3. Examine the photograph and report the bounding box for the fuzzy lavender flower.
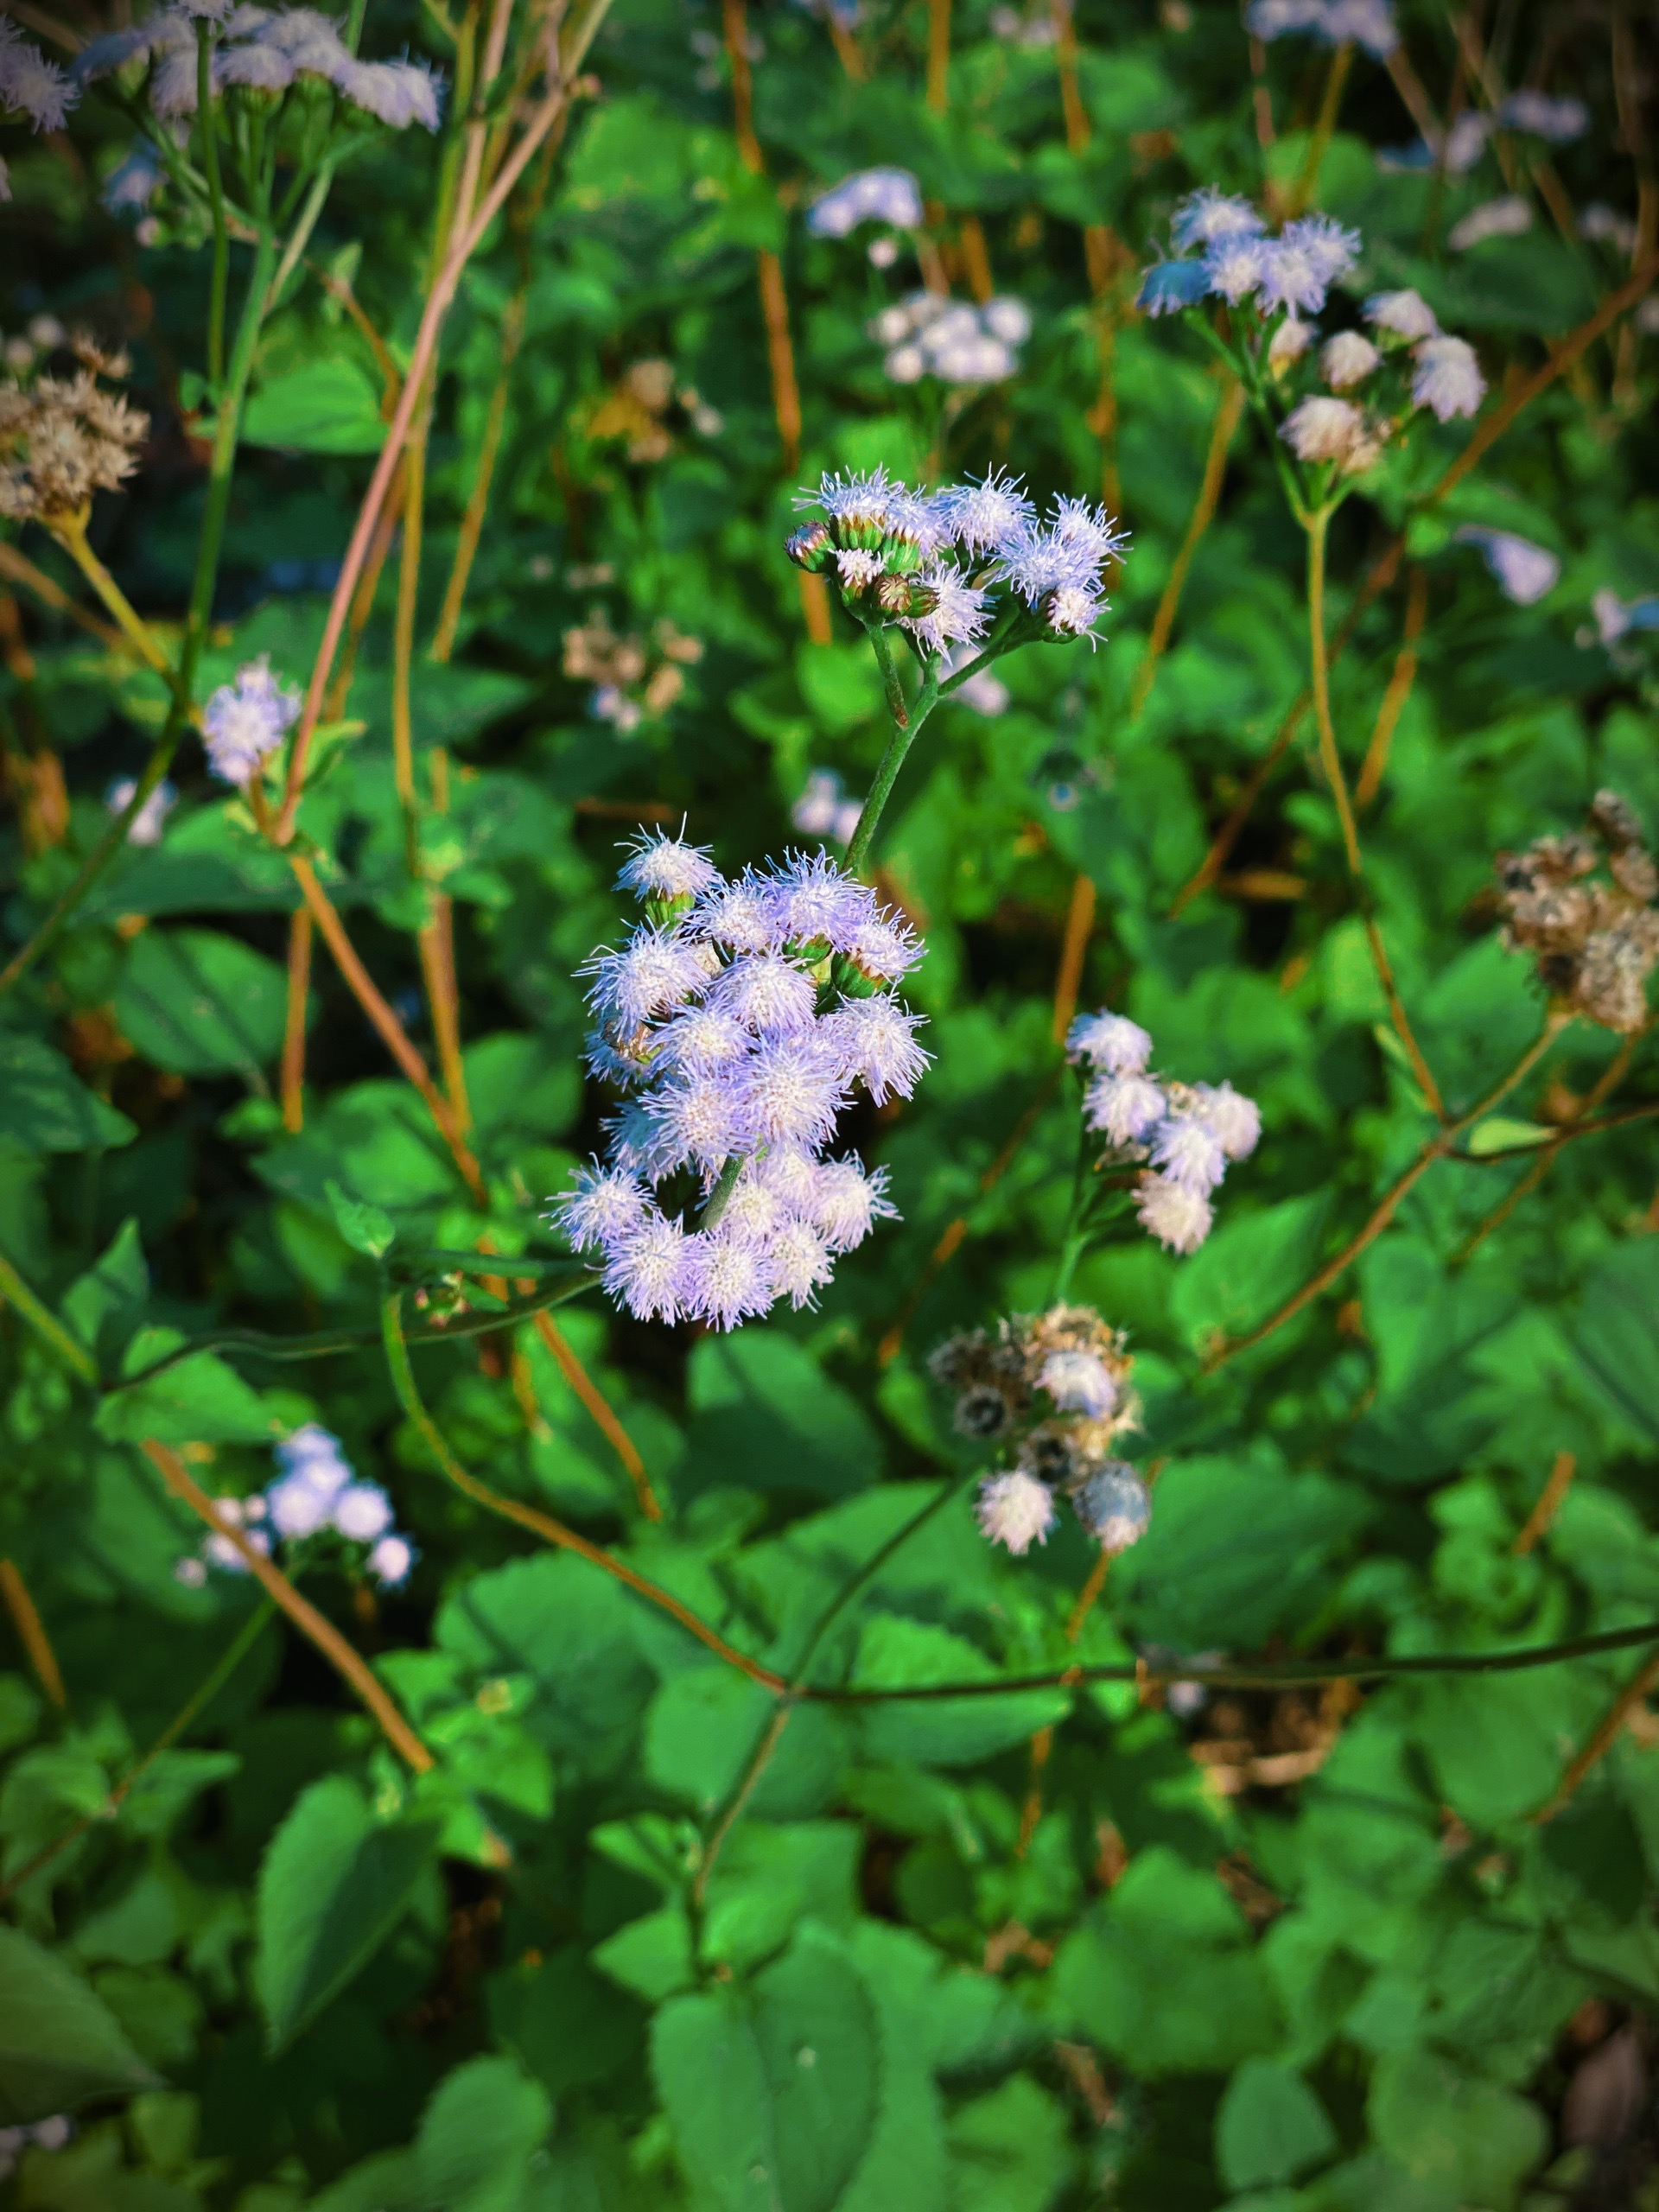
[334,1483,394,1541]
[1256,216,1360,315]
[976,1467,1058,1555]
[555,848,922,1326]
[1364,288,1438,340]
[370,1533,415,1586]
[1040,1347,1119,1418]
[1321,330,1380,389]
[807,167,924,237]
[201,655,300,785]
[1454,526,1560,606]
[1085,1071,1166,1146]
[1135,1172,1213,1254]
[0,35,79,130]
[1193,1081,1262,1160]
[188,1423,416,1583]
[616,827,721,905]
[901,561,989,653]
[1072,1462,1152,1550]
[1066,1008,1152,1074]
[1172,188,1263,250]
[1149,1113,1229,1195]
[1411,334,1485,421]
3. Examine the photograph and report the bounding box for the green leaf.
[326,1179,397,1261]
[115,929,289,1079]
[684,1330,884,1500]
[852,1615,1071,1769]
[1367,2049,1548,2209]
[410,2054,552,2212]
[1572,1238,1659,1444]
[60,1218,149,1364]
[0,1922,159,2122]
[644,1667,849,1821]
[0,1029,135,1154]
[242,354,387,454]
[96,1331,276,1445]
[944,2075,1074,2212]
[253,1775,442,2053]
[651,1923,880,2212]
[1169,1192,1332,1348]
[1215,2060,1337,2190]
[1051,1848,1283,2076]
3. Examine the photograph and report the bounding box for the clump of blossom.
[201,655,300,785]
[563,613,703,731]
[585,358,722,461]
[806,166,923,237]
[1066,1006,1260,1255]
[1139,207,1485,473]
[0,344,148,523]
[1496,791,1659,1035]
[73,4,443,130]
[792,768,864,847]
[1453,526,1559,606]
[868,292,1033,387]
[550,835,926,1330]
[930,1304,1151,1556]
[1497,91,1587,143]
[1246,0,1396,58]
[1,22,79,148]
[788,466,1127,652]
[175,1423,415,1589]
[106,775,177,845]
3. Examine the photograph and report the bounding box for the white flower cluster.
[106,774,179,845]
[1246,0,1396,57]
[788,466,1128,651]
[1067,1008,1261,1255]
[0,2117,73,2183]
[806,166,924,238]
[1273,285,1485,474]
[175,1424,415,1589]
[73,4,442,130]
[1453,525,1559,606]
[553,834,926,1330]
[868,292,1033,387]
[201,654,300,785]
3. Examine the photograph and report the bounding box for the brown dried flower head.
[1496,790,1659,1034]
[0,352,148,524]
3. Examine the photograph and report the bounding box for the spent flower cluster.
[788,466,1127,652]
[1497,791,1659,1034]
[930,1305,1151,1558]
[563,614,703,732]
[1068,1008,1261,1255]
[175,1425,415,1589]
[0,340,148,523]
[554,834,926,1328]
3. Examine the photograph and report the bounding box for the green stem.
[198,22,230,389]
[1305,504,1363,876]
[0,226,276,999]
[0,1250,99,1385]
[698,1155,745,1231]
[844,631,940,874]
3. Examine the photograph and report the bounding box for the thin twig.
[0,1558,67,1707]
[0,539,121,650]
[1514,1452,1576,1556]
[529,1308,661,1521]
[1205,1015,1569,1368]
[1453,1033,1642,1258]
[1535,1646,1659,1822]
[1355,563,1427,810]
[280,904,312,1134]
[381,1291,785,1688]
[1051,875,1096,1045]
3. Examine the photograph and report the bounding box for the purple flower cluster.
[1141,194,1362,321]
[553,834,928,1329]
[1067,1008,1261,1255]
[175,1424,415,1589]
[73,4,442,130]
[201,653,300,785]
[787,466,1128,650]
[806,166,924,237]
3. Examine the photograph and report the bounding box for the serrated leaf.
[254,1775,442,2053]
[0,1923,159,2122]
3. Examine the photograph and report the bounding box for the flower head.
[940,467,1036,550]
[806,166,924,237]
[0,36,79,130]
[1321,330,1380,389]
[1192,1081,1262,1160]
[976,1468,1058,1555]
[1364,288,1438,340]
[1084,1071,1166,1146]
[1149,1114,1229,1195]
[1135,1172,1213,1253]
[1172,188,1264,251]
[1411,333,1484,421]
[1040,1347,1118,1418]
[617,828,721,904]
[1067,1009,1153,1074]
[201,656,300,785]
[1072,1463,1151,1550]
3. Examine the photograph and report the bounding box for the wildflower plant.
[3,0,1659,2199]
